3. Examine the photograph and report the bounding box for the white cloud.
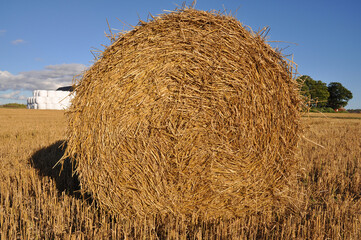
[11,39,25,45]
[0,90,26,100]
[0,29,6,36]
[0,63,87,91]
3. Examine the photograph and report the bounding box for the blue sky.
[1,0,360,109]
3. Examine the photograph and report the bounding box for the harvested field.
[305,112,361,120]
[1,108,360,239]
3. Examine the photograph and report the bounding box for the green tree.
[297,76,311,99]
[327,82,353,109]
[297,75,329,107]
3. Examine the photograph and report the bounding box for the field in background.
[1,109,360,238]
[305,112,361,119]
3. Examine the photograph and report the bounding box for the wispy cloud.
[0,29,6,36]
[11,39,25,45]
[0,91,27,100]
[0,63,87,91]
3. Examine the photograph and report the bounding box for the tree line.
[297,75,353,111]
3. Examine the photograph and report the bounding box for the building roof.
[56,86,74,91]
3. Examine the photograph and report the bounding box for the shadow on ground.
[30,140,82,198]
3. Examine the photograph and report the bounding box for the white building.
[27,88,74,110]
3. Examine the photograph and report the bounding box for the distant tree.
[297,75,329,107]
[0,103,27,109]
[327,82,353,109]
[296,76,311,98]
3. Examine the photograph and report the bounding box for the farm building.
[27,86,74,110]
[334,107,346,112]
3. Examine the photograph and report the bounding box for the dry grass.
[65,8,301,220]
[1,108,360,239]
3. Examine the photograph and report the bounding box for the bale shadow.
[30,140,83,198]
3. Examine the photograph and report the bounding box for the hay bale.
[64,8,301,219]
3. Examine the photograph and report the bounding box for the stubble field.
[0,108,360,239]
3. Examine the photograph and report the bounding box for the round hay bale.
[65,8,301,218]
